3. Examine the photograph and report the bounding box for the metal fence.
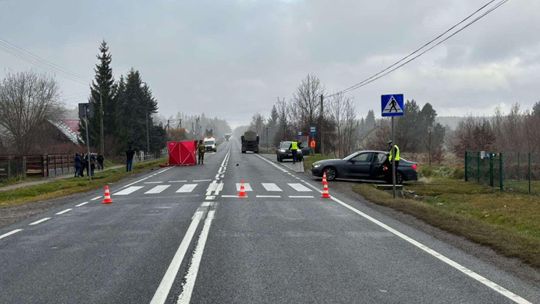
[465,151,540,194]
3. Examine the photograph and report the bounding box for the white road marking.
[145,181,163,184]
[221,195,237,198]
[205,196,215,200]
[262,183,282,192]
[235,183,252,191]
[176,184,198,193]
[115,186,144,195]
[177,210,215,304]
[29,217,51,226]
[201,202,213,207]
[193,179,211,182]
[0,229,22,240]
[90,196,101,201]
[288,183,312,192]
[76,201,89,207]
[150,210,204,304]
[289,195,314,198]
[56,208,72,215]
[145,185,171,194]
[256,195,281,198]
[120,167,172,189]
[255,154,532,304]
[169,180,187,183]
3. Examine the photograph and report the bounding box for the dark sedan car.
[311,150,418,183]
[276,141,303,162]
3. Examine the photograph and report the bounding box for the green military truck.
[241,130,259,153]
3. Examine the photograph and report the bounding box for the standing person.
[126,146,135,172]
[74,153,82,177]
[97,154,104,170]
[387,140,400,182]
[83,153,91,177]
[198,140,206,165]
[290,140,299,164]
[90,154,96,176]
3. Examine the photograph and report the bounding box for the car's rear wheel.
[324,167,337,181]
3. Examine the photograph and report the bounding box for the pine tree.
[78,41,116,154]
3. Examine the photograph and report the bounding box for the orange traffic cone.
[321,172,330,199]
[102,185,113,204]
[238,179,247,198]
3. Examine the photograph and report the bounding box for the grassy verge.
[353,177,540,268]
[0,158,166,208]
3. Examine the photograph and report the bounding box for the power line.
[327,0,509,97]
[0,38,89,86]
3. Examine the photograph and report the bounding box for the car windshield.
[280,141,291,149]
[204,140,214,145]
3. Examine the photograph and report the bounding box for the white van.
[203,137,217,152]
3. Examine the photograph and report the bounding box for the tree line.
[450,103,540,157]
[249,74,445,161]
[78,41,167,156]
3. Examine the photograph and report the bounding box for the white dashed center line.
[76,201,89,207]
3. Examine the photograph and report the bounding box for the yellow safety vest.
[291,141,298,150]
[389,144,400,161]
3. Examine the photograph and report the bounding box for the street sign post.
[381,94,405,198]
[79,103,92,181]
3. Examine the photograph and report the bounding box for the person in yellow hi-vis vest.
[290,141,299,164]
[387,140,400,182]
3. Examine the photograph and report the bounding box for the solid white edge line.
[0,229,23,240]
[29,217,51,226]
[177,210,215,304]
[76,201,89,207]
[56,208,72,215]
[254,153,532,304]
[150,210,204,304]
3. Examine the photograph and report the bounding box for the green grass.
[353,178,540,268]
[0,158,166,208]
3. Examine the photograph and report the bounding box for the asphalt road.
[0,139,538,304]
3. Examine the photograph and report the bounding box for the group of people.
[74,153,104,177]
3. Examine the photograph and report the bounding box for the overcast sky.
[0,0,538,127]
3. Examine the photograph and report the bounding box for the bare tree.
[292,74,324,133]
[0,72,60,155]
[329,93,358,157]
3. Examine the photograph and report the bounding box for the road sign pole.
[84,112,92,181]
[391,116,396,198]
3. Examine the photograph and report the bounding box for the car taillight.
[412,164,418,171]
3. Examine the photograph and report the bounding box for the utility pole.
[319,94,324,155]
[99,91,104,156]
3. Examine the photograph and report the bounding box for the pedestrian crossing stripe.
[235,183,253,191]
[116,186,144,195]
[261,183,282,192]
[382,95,403,114]
[288,183,312,192]
[145,185,170,194]
[177,184,198,193]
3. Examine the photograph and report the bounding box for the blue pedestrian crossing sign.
[381,94,404,117]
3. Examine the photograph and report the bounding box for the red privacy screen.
[167,141,197,166]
